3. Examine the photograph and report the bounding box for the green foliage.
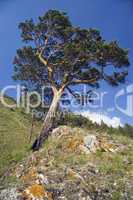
[108,124,133,138]
[58,112,92,128]
[59,112,133,138]
[59,112,106,130]
[13,10,130,96]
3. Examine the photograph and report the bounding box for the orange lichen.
[22,184,53,200]
[28,184,45,198]
[67,138,84,152]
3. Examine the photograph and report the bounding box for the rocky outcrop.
[0,126,132,200]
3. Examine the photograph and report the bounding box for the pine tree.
[13,10,130,150]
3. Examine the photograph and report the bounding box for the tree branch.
[36,37,53,77]
[70,77,98,85]
[38,52,48,66]
[36,38,57,88]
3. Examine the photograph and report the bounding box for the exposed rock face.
[82,135,99,153]
[51,126,116,154]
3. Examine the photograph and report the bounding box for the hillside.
[0,97,133,199]
[0,96,41,177]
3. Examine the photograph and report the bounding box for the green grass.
[0,97,40,177]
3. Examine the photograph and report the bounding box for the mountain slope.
[0,97,133,199]
[1,125,133,199]
[0,96,40,177]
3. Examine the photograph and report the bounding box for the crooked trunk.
[32,90,62,151]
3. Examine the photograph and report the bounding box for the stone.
[52,126,71,138]
[83,135,99,153]
[0,188,21,200]
[37,173,49,185]
[99,137,116,152]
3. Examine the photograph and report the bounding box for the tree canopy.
[13,10,129,94]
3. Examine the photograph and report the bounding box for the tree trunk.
[32,88,62,151]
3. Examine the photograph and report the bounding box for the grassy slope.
[7,125,132,199]
[0,97,133,198]
[0,97,40,176]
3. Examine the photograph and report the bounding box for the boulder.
[52,126,71,138]
[82,135,99,154]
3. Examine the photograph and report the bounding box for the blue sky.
[0,0,133,125]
